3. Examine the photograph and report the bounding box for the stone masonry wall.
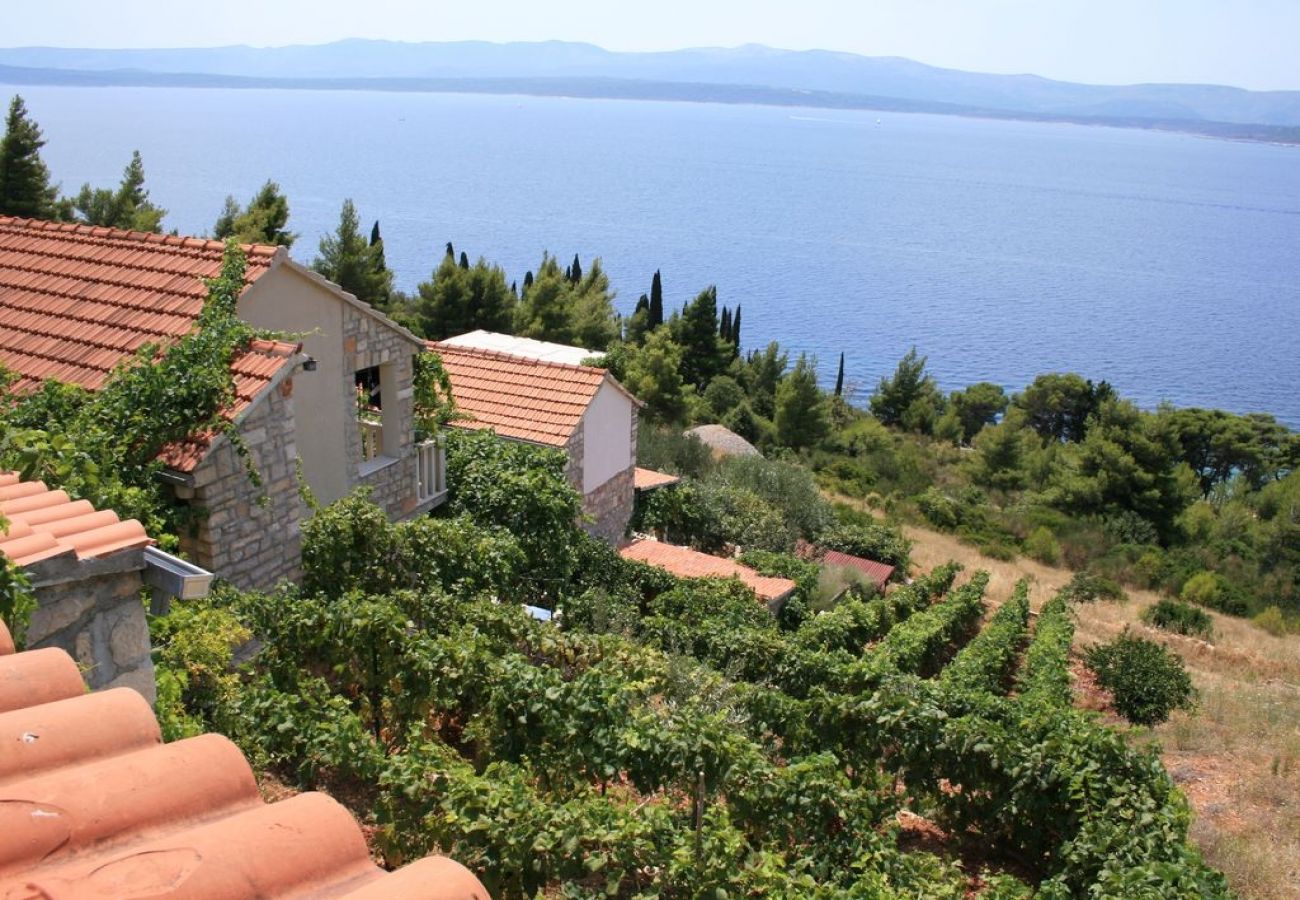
[25,549,155,703]
[343,304,440,521]
[181,375,302,591]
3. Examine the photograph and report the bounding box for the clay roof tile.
[618,539,797,602]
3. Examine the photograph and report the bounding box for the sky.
[9,0,1300,91]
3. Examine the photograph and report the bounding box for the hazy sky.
[10,0,1299,91]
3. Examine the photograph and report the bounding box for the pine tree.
[673,286,726,388]
[834,352,845,397]
[414,247,514,339]
[312,199,392,309]
[0,95,60,219]
[649,270,664,327]
[212,180,295,246]
[70,150,166,232]
[775,353,830,449]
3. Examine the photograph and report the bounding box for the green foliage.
[1085,630,1196,726]
[412,244,514,339]
[671,285,729,388]
[150,590,251,741]
[818,512,912,570]
[1141,598,1214,640]
[514,251,619,351]
[213,179,295,246]
[940,579,1029,694]
[0,95,59,219]
[442,429,584,596]
[0,551,36,650]
[1017,590,1076,708]
[1024,525,1062,564]
[1061,569,1128,603]
[774,352,830,450]
[948,381,1009,443]
[311,198,393,309]
[69,150,166,232]
[621,329,686,422]
[870,347,944,434]
[411,351,458,439]
[635,422,714,480]
[1179,570,1248,616]
[1014,372,1112,443]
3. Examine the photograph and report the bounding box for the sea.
[18,86,1300,427]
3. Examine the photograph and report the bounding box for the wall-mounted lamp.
[302,356,318,372]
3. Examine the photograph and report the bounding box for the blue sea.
[19,86,1300,426]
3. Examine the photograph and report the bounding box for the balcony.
[416,439,447,503]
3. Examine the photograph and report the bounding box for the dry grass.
[896,518,1300,900]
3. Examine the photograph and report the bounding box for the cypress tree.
[511,281,518,297]
[635,294,650,315]
[445,241,455,259]
[649,270,664,327]
[0,95,60,219]
[834,352,845,396]
[571,253,582,284]
[731,304,742,355]
[459,251,470,270]
[719,306,732,342]
[523,270,534,291]
[370,220,381,246]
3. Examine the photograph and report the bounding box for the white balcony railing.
[416,440,446,503]
[359,418,384,462]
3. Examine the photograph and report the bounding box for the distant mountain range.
[3,40,1298,142]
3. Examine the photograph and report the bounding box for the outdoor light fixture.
[302,356,318,371]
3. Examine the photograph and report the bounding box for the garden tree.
[775,353,830,450]
[414,246,514,340]
[673,286,729,388]
[1013,373,1113,443]
[311,199,393,310]
[0,95,60,219]
[948,381,1009,443]
[648,269,664,327]
[731,304,741,353]
[212,180,295,246]
[703,375,747,421]
[1052,399,1198,542]
[834,352,845,397]
[70,150,166,232]
[869,347,944,434]
[743,341,788,420]
[966,413,1038,490]
[622,329,686,422]
[514,252,619,350]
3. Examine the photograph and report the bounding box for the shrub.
[1062,570,1128,604]
[1253,606,1293,637]
[1024,526,1061,565]
[818,515,912,570]
[916,487,961,530]
[1085,631,1195,726]
[1179,570,1249,616]
[1141,599,1213,640]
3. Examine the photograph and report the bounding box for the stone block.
[109,606,150,669]
[105,665,157,705]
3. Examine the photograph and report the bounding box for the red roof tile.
[0,217,300,472]
[429,342,610,448]
[0,471,152,567]
[0,617,490,899]
[618,539,797,602]
[821,549,896,590]
[633,467,681,491]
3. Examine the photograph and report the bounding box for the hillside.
[2,40,1299,142]
[899,516,1300,899]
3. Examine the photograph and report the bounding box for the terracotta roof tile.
[0,217,299,471]
[821,549,896,590]
[618,539,797,602]
[0,617,490,899]
[633,467,681,491]
[429,342,610,448]
[0,472,152,567]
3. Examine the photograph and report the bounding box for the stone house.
[0,216,446,590]
[430,331,640,542]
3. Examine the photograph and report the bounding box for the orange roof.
[618,539,797,602]
[821,549,896,590]
[0,617,489,899]
[429,342,609,447]
[633,467,681,491]
[0,216,300,471]
[0,471,152,567]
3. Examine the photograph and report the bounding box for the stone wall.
[25,549,154,703]
[180,373,303,592]
[343,304,441,521]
